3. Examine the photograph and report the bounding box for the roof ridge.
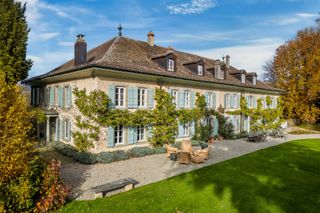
[96,36,120,63]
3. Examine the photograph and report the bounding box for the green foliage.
[153,147,166,154]
[127,147,155,157]
[150,88,178,146]
[111,150,129,161]
[53,142,78,157]
[194,123,211,142]
[217,114,235,139]
[73,152,97,164]
[96,152,114,164]
[0,0,32,84]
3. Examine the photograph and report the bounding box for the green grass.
[58,139,320,213]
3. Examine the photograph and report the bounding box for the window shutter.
[68,120,72,141]
[148,88,154,109]
[224,94,227,108]
[55,118,59,141]
[133,87,138,108]
[168,88,172,95]
[67,86,72,107]
[50,87,54,106]
[107,126,114,147]
[213,93,217,108]
[205,92,208,107]
[61,120,65,140]
[253,96,257,108]
[245,96,249,107]
[127,127,134,144]
[274,98,277,108]
[58,87,63,107]
[213,116,219,136]
[178,90,184,108]
[127,87,134,109]
[178,123,183,137]
[146,125,153,141]
[230,95,234,108]
[133,127,138,144]
[190,122,195,136]
[237,94,240,108]
[190,91,195,108]
[108,85,115,108]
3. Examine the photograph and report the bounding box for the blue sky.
[20,0,319,78]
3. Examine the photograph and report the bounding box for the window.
[253,76,256,85]
[233,94,238,108]
[208,93,213,108]
[184,90,190,107]
[115,87,125,107]
[137,126,145,141]
[138,88,147,107]
[32,88,40,106]
[54,86,59,106]
[172,90,178,105]
[167,59,175,71]
[197,65,203,76]
[114,125,124,145]
[64,86,71,107]
[261,97,266,109]
[183,123,190,136]
[64,119,71,140]
[215,65,224,80]
[225,94,230,108]
[241,74,246,83]
[248,96,254,108]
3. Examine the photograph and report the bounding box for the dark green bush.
[128,147,155,157]
[53,142,78,157]
[111,150,129,161]
[217,115,235,139]
[199,141,208,149]
[191,140,200,146]
[234,131,249,139]
[96,152,113,164]
[171,142,182,149]
[153,147,166,154]
[72,152,97,164]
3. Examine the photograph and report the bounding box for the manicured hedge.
[128,147,155,157]
[73,152,97,164]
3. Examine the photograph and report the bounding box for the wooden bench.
[91,178,139,198]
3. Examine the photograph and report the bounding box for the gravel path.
[61,134,320,200]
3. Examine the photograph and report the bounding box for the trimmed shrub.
[171,142,182,149]
[128,147,155,158]
[111,150,129,161]
[191,140,200,146]
[73,152,97,164]
[153,147,166,154]
[53,142,78,157]
[96,152,113,164]
[199,141,208,149]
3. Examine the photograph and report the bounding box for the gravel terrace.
[61,134,320,200]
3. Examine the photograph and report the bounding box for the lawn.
[58,139,320,213]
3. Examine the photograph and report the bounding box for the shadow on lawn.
[39,143,91,200]
[171,141,320,213]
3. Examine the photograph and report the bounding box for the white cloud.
[296,13,318,18]
[167,0,216,15]
[30,32,60,41]
[266,12,318,26]
[191,37,284,77]
[58,41,74,47]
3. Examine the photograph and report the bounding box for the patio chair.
[190,152,206,163]
[178,152,190,164]
[193,148,209,160]
[181,141,192,153]
[165,144,179,158]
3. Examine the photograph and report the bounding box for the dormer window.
[197,65,203,76]
[215,65,224,80]
[241,73,246,83]
[253,76,256,85]
[167,59,175,71]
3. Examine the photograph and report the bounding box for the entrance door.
[49,117,57,141]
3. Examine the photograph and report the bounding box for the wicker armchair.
[165,144,179,158]
[193,148,209,160]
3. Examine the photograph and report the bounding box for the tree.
[0,0,32,84]
[264,19,320,124]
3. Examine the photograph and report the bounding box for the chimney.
[147,31,155,47]
[226,54,230,69]
[74,34,87,66]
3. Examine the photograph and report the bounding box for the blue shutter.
[253,96,257,108]
[133,127,138,144]
[59,118,63,141]
[61,120,65,140]
[109,85,115,108]
[68,120,72,141]
[128,87,134,109]
[67,86,72,107]
[190,91,195,108]
[58,87,63,107]
[213,116,219,136]
[237,94,240,108]
[133,88,138,108]
[168,88,172,95]
[50,87,54,106]
[224,94,227,108]
[148,88,154,109]
[127,127,134,144]
[107,126,114,147]
[178,90,184,108]
[230,95,234,108]
[213,93,216,108]
[55,118,59,141]
[190,121,195,136]
[245,96,249,107]
[146,125,153,141]
[178,123,183,137]
[205,92,208,107]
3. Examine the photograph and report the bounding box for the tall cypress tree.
[0,0,32,84]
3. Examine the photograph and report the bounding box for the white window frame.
[208,92,213,108]
[137,126,145,141]
[197,65,203,76]
[226,94,230,108]
[172,90,178,105]
[167,59,175,71]
[138,88,147,108]
[241,74,246,83]
[115,86,125,107]
[253,76,256,85]
[184,90,190,107]
[183,123,190,136]
[114,125,124,145]
[233,94,238,108]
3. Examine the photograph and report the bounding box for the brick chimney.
[147,31,155,47]
[74,34,87,66]
[226,54,230,69]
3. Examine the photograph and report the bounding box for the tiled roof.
[25,36,282,92]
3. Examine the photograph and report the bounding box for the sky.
[18,0,320,78]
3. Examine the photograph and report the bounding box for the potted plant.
[207,136,214,144]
